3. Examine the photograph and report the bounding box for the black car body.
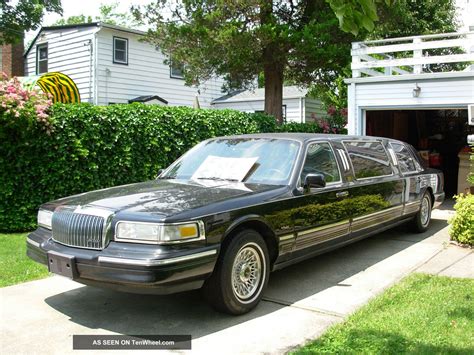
[27,133,444,314]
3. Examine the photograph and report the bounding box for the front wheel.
[412,192,432,233]
[202,229,270,315]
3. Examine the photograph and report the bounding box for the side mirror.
[304,173,326,189]
[156,168,164,179]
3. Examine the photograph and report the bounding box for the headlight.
[115,221,204,244]
[38,209,53,229]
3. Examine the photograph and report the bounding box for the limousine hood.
[45,179,283,218]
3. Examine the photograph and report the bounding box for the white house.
[211,86,325,123]
[24,22,226,107]
[345,31,474,196]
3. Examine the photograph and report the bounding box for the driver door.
[290,141,351,258]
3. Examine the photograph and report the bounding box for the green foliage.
[0,233,49,287]
[134,0,389,121]
[0,103,326,232]
[0,0,62,44]
[326,0,392,35]
[368,0,458,39]
[449,194,474,246]
[311,0,458,109]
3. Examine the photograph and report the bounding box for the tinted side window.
[344,141,392,179]
[301,142,340,185]
[391,142,417,174]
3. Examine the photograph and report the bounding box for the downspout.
[86,38,93,103]
[93,31,98,105]
[299,97,303,123]
[302,97,306,123]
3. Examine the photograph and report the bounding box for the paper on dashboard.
[191,155,258,182]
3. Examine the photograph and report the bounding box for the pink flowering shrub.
[311,105,348,134]
[0,72,53,134]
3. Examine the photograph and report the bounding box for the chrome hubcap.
[232,244,262,301]
[420,196,430,226]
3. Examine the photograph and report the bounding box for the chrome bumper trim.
[98,249,217,267]
[26,238,41,248]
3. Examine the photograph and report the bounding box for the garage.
[346,32,474,197]
[365,109,471,197]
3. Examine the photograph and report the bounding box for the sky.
[26,0,474,43]
[25,0,153,42]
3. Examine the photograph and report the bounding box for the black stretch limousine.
[27,133,444,314]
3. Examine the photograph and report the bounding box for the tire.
[412,192,432,233]
[202,229,270,315]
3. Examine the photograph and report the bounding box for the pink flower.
[327,106,337,116]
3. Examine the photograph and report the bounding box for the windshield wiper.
[196,177,239,182]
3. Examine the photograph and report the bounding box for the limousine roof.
[214,133,398,143]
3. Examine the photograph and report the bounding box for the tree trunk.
[259,1,284,124]
[264,63,284,124]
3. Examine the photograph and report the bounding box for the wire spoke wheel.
[231,243,263,301]
[420,195,431,227]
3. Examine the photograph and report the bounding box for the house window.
[170,57,185,79]
[113,37,128,65]
[36,44,48,74]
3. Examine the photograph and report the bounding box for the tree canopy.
[134,0,394,122]
[135,0,457,121]
[1,0,62,44]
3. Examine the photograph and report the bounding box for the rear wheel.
[412,192,432,233]
[202,229,270,315]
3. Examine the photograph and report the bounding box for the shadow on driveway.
[44,218,448,339]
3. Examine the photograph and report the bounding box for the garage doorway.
[365,109,472,197]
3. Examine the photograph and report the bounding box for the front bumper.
[27,228,218,295]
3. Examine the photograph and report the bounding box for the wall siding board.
[347,75,474,135]
[212,98,305,122]
[25,26,98,103]
[95,28,225,107]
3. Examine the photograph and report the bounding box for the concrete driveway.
[0,210,463,354]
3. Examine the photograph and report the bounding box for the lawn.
[294,274,474,354]
[0,233,49,287]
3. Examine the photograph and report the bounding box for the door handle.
[336,191,349,198]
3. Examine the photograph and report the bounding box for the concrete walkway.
[1,207,472,355]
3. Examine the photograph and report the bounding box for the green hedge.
[449,193,474,246]
[0,103,334,232]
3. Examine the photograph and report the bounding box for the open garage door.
[366,109,472,197]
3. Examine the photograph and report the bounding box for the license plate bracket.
[47,251,77,279]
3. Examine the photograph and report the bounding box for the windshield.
[161,138,300,185]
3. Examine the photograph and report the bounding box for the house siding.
[212,98,304,123]
[305,98,326,121]
[95,28,225,107]
[25,26,98,103]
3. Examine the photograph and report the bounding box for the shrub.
[448,193,474,246]
[0,102,334,232]
[0,73,53,135]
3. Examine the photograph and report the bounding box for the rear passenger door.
[390,142,423,216]
[342,140,404,237]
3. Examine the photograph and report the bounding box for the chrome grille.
[52,210,105,250]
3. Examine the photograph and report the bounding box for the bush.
[0,102,335,232]
[448,193,474,246]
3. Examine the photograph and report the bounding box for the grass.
[0,233,49,287]
[294,274,474,355]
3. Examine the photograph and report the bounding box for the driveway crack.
[262,296,345,318]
